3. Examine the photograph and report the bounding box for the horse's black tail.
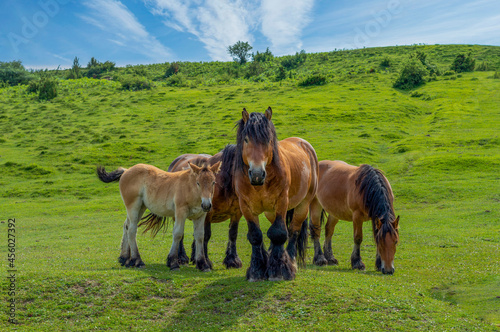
[138,213,169,238]
[309,209,326,240]
[96,166,125,183]
[286,209,308,267]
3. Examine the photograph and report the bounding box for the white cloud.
[260,0,314,54]
[144,0,254,60]
[81,0,171,62]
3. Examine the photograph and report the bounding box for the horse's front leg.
[223,213,243,269]
[267,197,296,281]
[167,209,188,270]
[242,204,268,281]
[177,235,189,265]
[193,214,211,272]
[351,213,365,270]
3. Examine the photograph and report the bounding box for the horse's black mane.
[216,144,237,199]
[234,111,280,173]
[355,165,397,242]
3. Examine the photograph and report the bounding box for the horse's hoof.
[170,267,180,271]
[327,258,339,266]
[313,255,328,266]
[178,256,189,265]
[268,276,284,282]
[352,261,366,271]
[201,268,211,272]
[118,256,128,266]
[223,256,243,269]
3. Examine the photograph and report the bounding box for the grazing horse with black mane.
[232,107,319,281]
[309,160,400,274]
[96,161,220,271]
[163,144,243,269]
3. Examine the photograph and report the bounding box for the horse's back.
[317,160,363,221]
[168,154,212,172]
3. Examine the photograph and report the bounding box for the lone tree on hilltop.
[227,41,253,65]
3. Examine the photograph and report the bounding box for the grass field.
[1,45,499,331]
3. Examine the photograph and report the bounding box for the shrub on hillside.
[165,62,180,78]
[410,51,440,75]
[86,59,116,78]
[281,50,307,70]
[120,76,153,91]
[298,74,326,87]
[0,61,35,85]
[253,48,274,63]
[245,61,264,78]
[450,52,475,73]
[275,65,287,81]
[165,73,185,87]
[27,78,58,100]
[393,58,428,90]
[380,56,392,68]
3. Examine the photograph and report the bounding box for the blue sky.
[1,0,499,69]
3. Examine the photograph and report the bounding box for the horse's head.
[237,107,277,186]
[188,161,221,212]
[375,215,399,274]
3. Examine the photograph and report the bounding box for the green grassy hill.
[0,44,499,331]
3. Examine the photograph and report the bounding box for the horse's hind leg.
[286,202,309,267]
[125,203,147,268]
[351,214,365,270]
[309,197,328,266]
[119,219,130,265]
[323,215,339,265]
[223,214,243,269]
[193,215,211,272]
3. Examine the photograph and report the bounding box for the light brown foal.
[97,161,220,271]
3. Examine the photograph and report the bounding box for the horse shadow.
[135,264,277,330]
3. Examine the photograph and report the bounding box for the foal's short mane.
[355,164,396,242]
[234,111,281,173]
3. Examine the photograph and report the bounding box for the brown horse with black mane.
[309,160,400,274]
[164,144,243,269]
[232,107,319,281]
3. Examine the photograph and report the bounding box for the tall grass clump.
[393,57,428,90]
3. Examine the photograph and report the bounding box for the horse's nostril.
[262,171,266,178]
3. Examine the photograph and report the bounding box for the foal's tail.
[138,213,169,238]
[96,166,125,183]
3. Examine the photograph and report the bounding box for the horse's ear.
[242,108,249,123]
[210,161,221,174]
[394,215,400,229]
[376,218,383,230]
[188,162,202,174]
[265,106,272,120]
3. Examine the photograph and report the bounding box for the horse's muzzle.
[382,267,395,275]
[248,169,266,186]
[201,200,212,212]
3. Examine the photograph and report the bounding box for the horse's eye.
[213,181,216,185]
[196,182,200,186]
[244,137,249,143]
